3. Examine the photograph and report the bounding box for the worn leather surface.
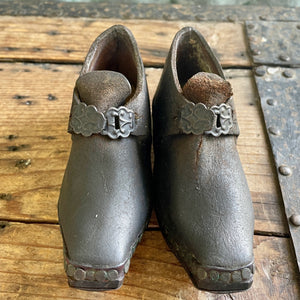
[152,29,239,138]
[76,70,132,111]
[58,25,152,268]
[153,27,254,270]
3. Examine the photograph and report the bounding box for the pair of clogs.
[58,25,254,293]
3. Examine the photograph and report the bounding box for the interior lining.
[176,31,220,88]
[89,31,138,95]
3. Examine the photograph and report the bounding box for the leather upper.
[58,25,152,268]
[153,27,254,270]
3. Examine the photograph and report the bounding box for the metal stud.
[95,270,107,282]
[255,66,266,76]
[220,272,231,283]
[241,268,252,280]
[86,270,95,281]
[107,269,119,281]
[74,268,86,281]
[232,270,242,282]
[266,98,277,106]
[197,268,207,280]
[252,48,261,56]
[279,165,292,176]
[282,69,294,78]
[290,214,300,226]
[66,264,76,277]
[279,54,290,62]
[268,127,281,136]
[209,270,219,281]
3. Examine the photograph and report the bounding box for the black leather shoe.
[152,27,254,292]
[58,25,152,291]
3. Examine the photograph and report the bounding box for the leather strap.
[68,101,136,139]
[156,93,239,137]
[179,98,239,137]
[68,90,150,139]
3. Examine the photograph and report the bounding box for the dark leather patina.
[152,27,254,292]
[58,25,152,291]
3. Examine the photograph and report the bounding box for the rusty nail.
[290,214,300,226]
[279,165,292,176]
[255,66,265,76]
[266,99,277,106]
[15,159,31,169]
[282,69,294,78]
[279,54,290,62]
[268,127,280,136]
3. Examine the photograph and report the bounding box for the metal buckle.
[206,103,234,137]
[102,107,135,139]
[179,102,233,137]
[69,102,135,139]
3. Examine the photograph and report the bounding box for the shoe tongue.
[182,72,232,108]
[76,71,132,112]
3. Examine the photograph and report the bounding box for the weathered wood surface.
[0,16,250,67]
[1,1,299,22]
[0,15,298,300]
[0,222,298,300]
[0,63,287,234]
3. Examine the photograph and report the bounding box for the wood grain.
[0,16,250,67]
[0,14,296,300]
[0,222,298,300]
[0,63,287,234]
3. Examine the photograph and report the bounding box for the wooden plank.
[0,63,286,234]
[0,16,250,67]
[0,222,299,299]
[1,1,299,22]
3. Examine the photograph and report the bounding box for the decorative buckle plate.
[102,107,135,139]
[206,103,233,137]
[179,102,233,137]
[69,102,135,139]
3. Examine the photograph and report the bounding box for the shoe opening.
[85,28,139,97]
[175,29,223,88]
